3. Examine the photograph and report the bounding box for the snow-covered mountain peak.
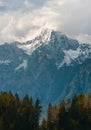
[38,28,79,50]
[18,28,57,55]
[18,29,80,55]
[40,28,53,36]
[35,29,51,43]
[17,29,53,55]
[39,28,63,41]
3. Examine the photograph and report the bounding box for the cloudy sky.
[0,0,91,43]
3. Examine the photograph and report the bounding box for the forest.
[0,92,90,130]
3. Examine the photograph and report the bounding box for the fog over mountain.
[0,0,91,43]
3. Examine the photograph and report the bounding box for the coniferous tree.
[47,103,58,130]
[40,119,47,130]
[34,98,42,130]
[58,100,67,130]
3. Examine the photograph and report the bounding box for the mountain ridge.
[0,28,91,105]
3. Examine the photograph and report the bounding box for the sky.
[0,0,91,44]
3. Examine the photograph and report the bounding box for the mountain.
[0,28,91,105]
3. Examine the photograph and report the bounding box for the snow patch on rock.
[58,48,81,69]
[15,59,28,71]
[0,60,11,65]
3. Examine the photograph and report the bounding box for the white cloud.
[75,34,91,43]
[0,1,7,7]
[0,0,91,43]
[0,1,60,43]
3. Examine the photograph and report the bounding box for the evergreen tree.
[34,98,42,130]
[58,100,67,130]
[40,119,47,130]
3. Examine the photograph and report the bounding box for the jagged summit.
[38,28,65,43]
[18,28,79,55]
[33,28,53,43]
[40,28,53,35]
[39,28,62,38]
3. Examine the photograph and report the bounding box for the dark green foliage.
[47,103,59,130]
[0,92,41,130]
[40,119,47,130]
[0,92,90,130]
[40,93,91,130]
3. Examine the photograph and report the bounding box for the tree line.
[40,93,91,130]
[0,92,91,130]
[0,92,41,130]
